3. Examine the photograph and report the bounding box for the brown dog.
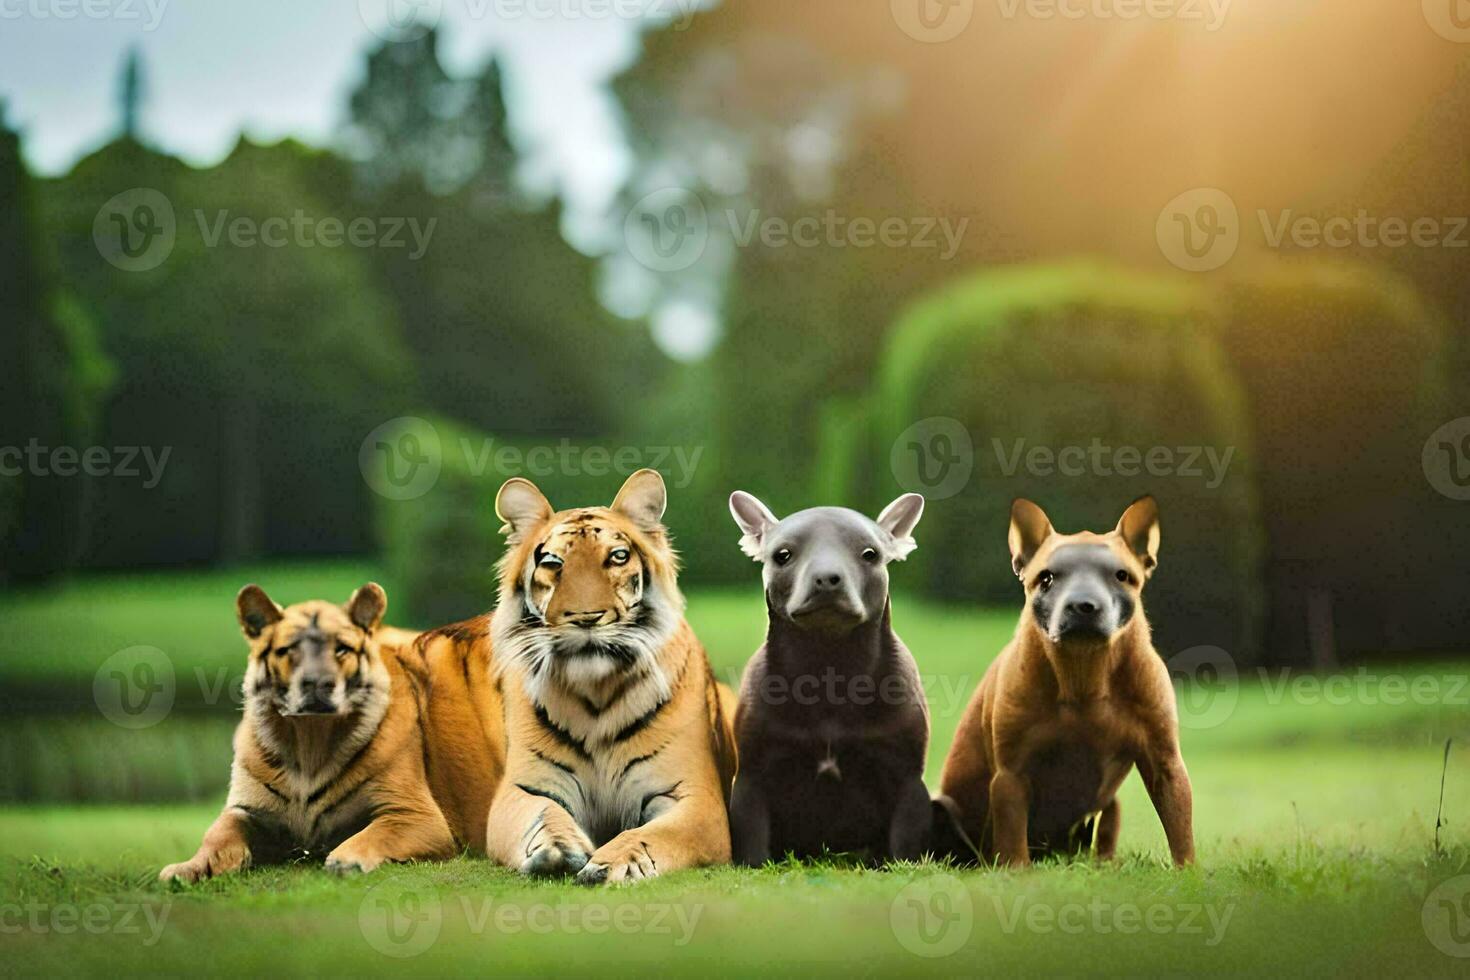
[937,497,1194,867]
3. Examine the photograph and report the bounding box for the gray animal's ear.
[495,477,554,544]
[876,493,924,560]
[1116,495,1161,576]
[346,582,387,633]
[729,491,779,559]
[1008,498,1054,579]
[237,584,283,639]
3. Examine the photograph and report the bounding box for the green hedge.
[1215,259,1462,663]
[835,261,1266,661]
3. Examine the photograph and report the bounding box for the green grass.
[1,562,1469,974]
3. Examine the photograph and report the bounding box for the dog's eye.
[335,643,353,658]
[774,548,793,566]
[861,547,880,563]
[538,553,564,569]
[1037,571,1055,591]
[1115,569,1131,585]
[608,548,630,566]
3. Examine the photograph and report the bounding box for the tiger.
[415,468,738,884]
[159,583,459,881]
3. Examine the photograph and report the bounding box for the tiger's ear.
[1008,498,1054,580]
[729,491,779,559]
[496,478,554,544]
[1116,495,1161,576]
[237,584,283,639]
[612,469,667,533]
[346,582,387,633]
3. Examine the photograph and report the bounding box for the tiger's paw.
[577,838,658,885]
[324,847,387,875]
[158,846,249,884]
[521,824,593,878]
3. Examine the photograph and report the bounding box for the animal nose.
[301,678,337,712]
[566,610,608,627]
[1067,598,1101,617]
[812,571,843,591]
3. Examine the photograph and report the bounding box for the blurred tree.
[0,104,115,582]
[344,33,659,442]
[119,46,144,142]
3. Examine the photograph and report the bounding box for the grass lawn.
[1,562,1469,975]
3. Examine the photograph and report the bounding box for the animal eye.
[1116,569,1131,584]
[1037,571,1055,591]
[861,547,880,563]
[538,553,564,569]
[774,548,793,566]
[608,548,630,566]
[335,643,353,658]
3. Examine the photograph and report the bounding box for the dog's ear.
[1008,498,1054,579]
[237,584,283,639]
[495,477,554,544]
[346,582,387,633]
[729,491,779,559]
[612,468,667,534]
[1116,495,1161,576]
[876,493,925,560]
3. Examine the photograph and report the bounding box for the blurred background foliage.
[2,2,1469,680]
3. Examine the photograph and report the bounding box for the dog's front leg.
[487,782,595,877]
[1138,750,1194,866]
[324,798,456,874]
[159,806,255,882]
[576,787,731,885]
[989,769,1031,867]
[888,776,933,861]
[1095,798,1121,860]
[728,777,771,867]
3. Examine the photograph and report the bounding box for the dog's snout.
[812,571,843,591]
[1067,598,1100,617]
[299,677,338,713]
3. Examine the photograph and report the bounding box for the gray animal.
[726,490,932,864]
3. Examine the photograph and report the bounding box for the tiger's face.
[493,470,681,688]
[237,583,390,717]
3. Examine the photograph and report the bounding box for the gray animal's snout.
[811,569,844,591]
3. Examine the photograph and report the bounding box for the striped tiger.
[417,469,738,884]
[159,584,457,881]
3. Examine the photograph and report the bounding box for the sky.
[0,0,702,238]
